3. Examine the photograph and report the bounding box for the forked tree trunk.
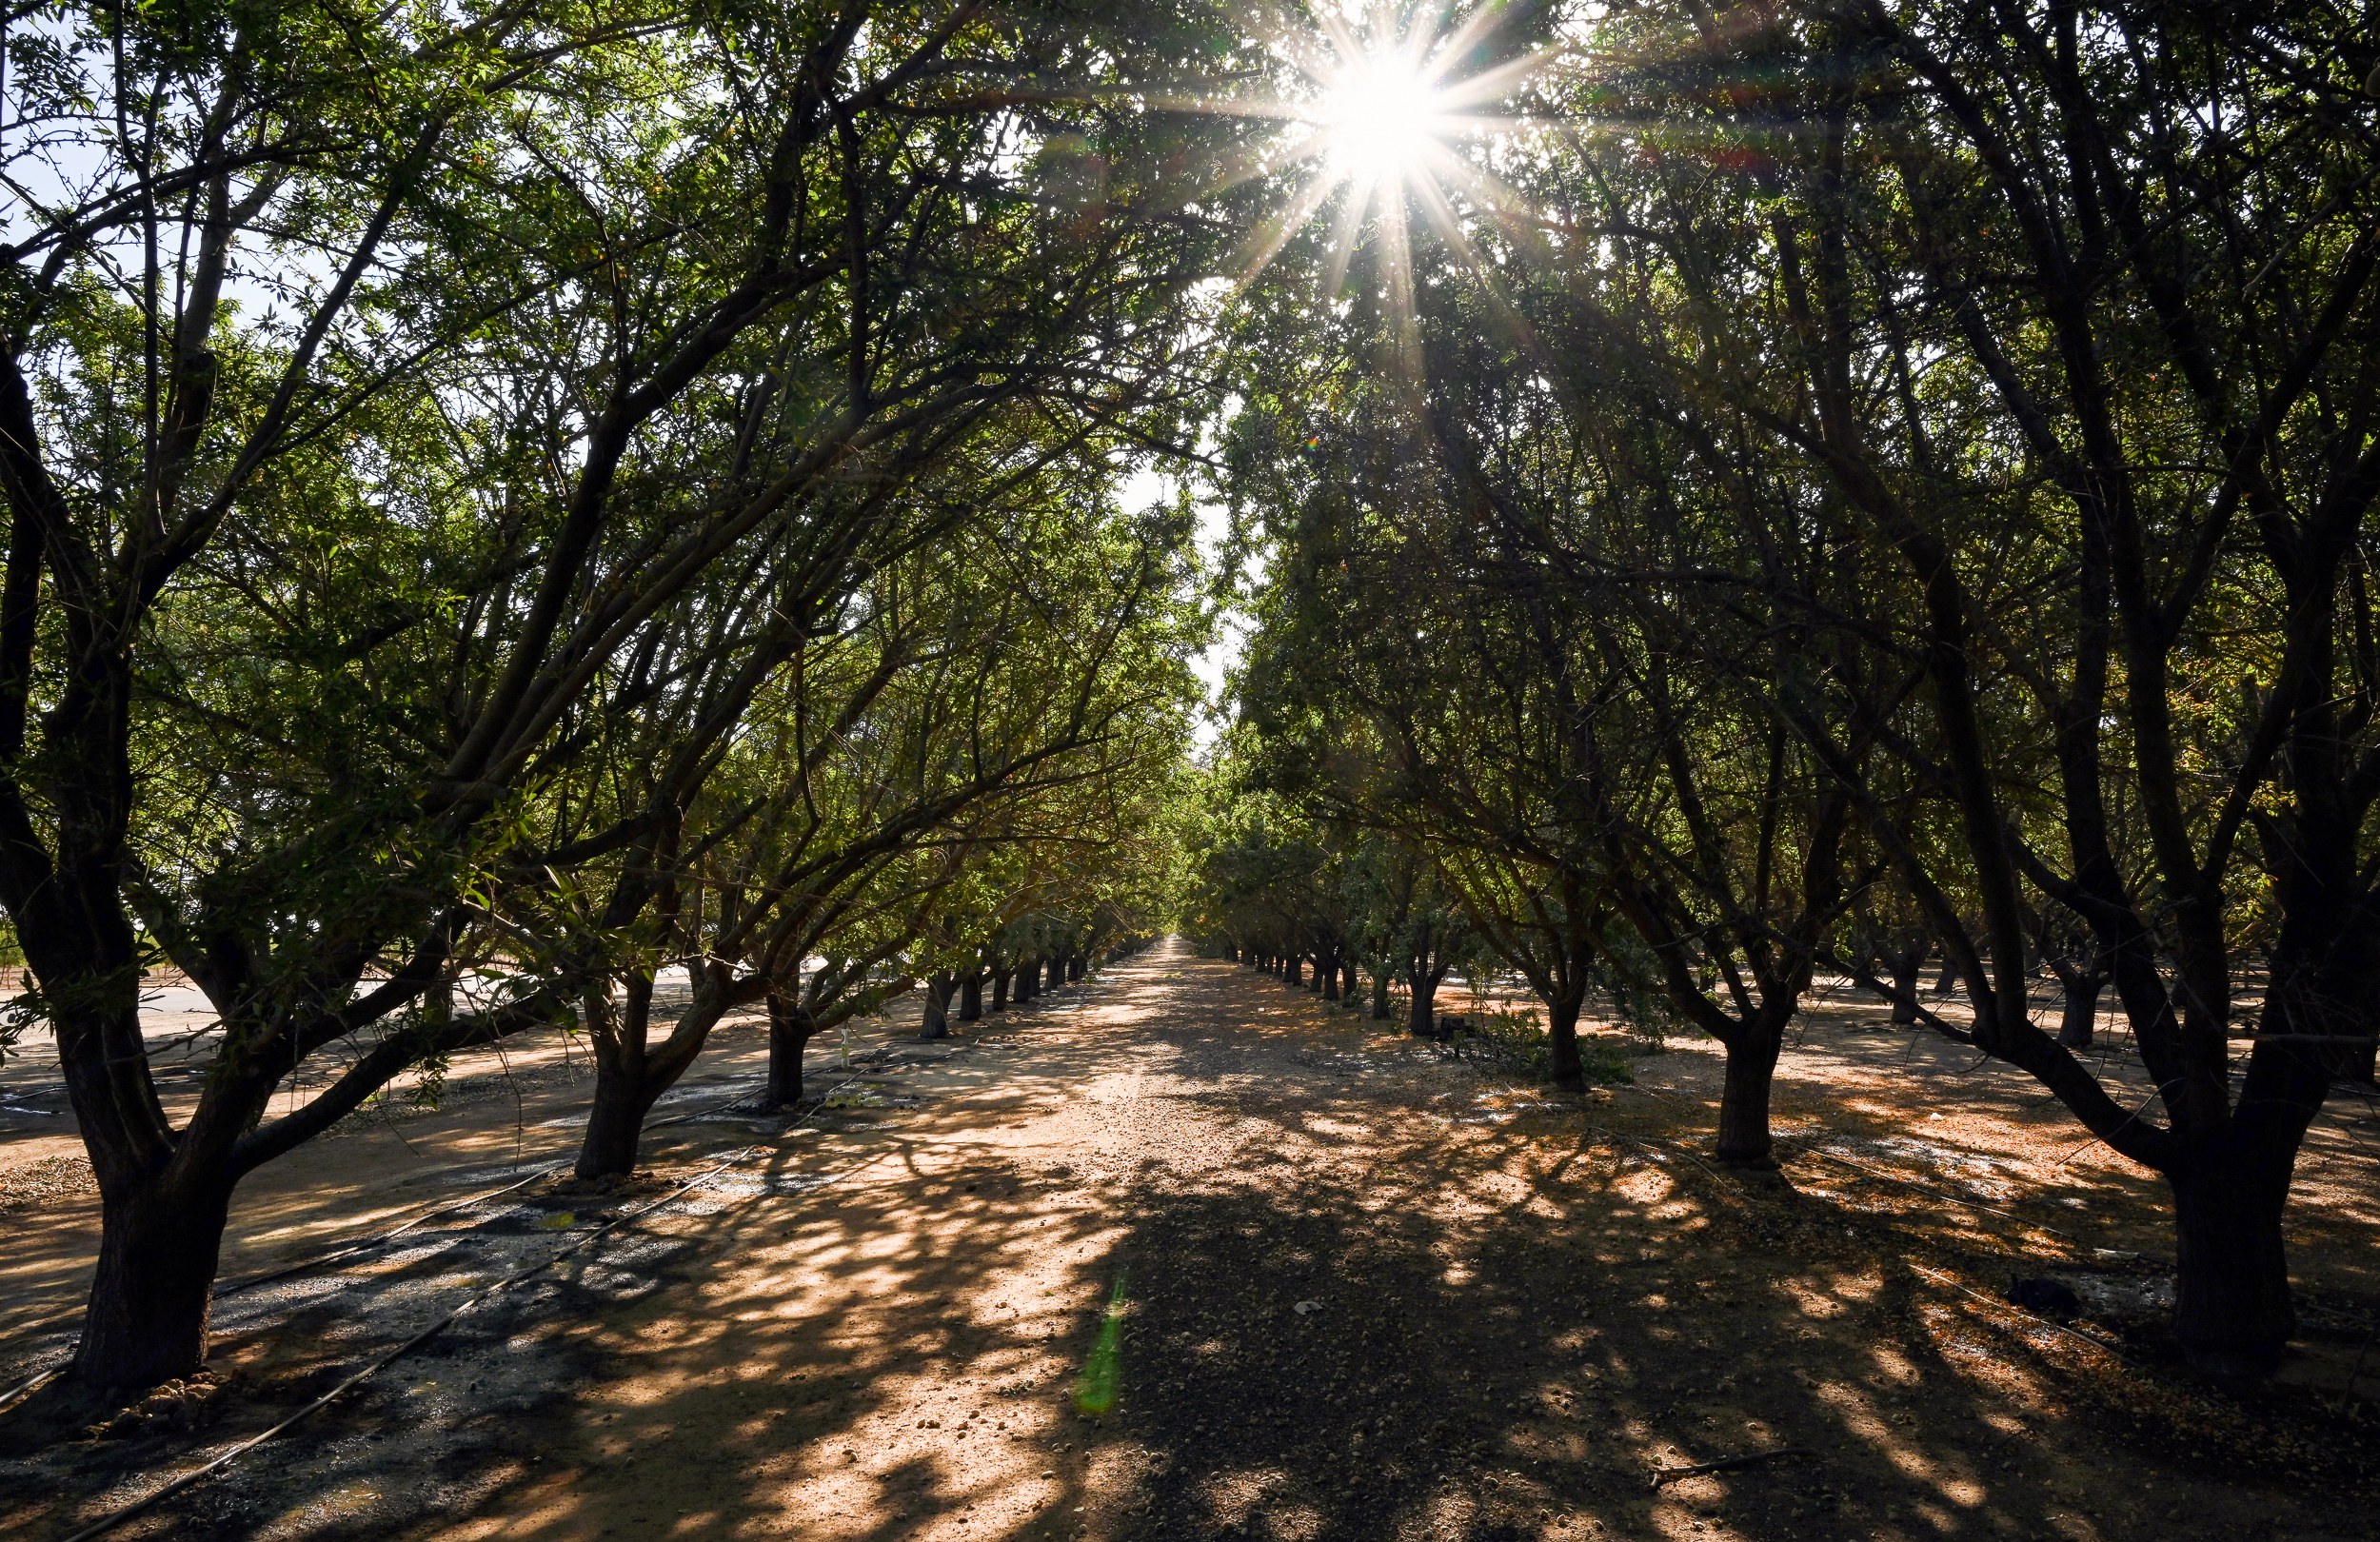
[1407,963,1445,1036]
[960,972,984,1021]
[578,1055,665,1178]
[1716,1028,1784,1167]
[764,993,814,1108]
[1547,994,1584,1092]
[73,1176,233,1390]
[2169,1156,2293,1379]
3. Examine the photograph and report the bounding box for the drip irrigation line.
[1618,1080,2106,1251]
[1903,1260,2132,1365]
[1,1161,575,1358]
[4,1075,793,1359]
[0,1364,61,1416]
[1779,1138,2088,1246]
[51,1145,758,1542]
[50,1071,872,1542]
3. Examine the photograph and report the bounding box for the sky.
[1121,463,1244,758]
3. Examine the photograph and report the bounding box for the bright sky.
[1121,463,1241,757]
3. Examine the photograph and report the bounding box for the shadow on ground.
[7,948,2377,1542]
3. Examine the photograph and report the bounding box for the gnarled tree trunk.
[73,1175,233,1391]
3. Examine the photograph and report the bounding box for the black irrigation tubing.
[0,1164,572,1411]
[50,1071,875,1542]
[0,1077,848,1418]
[1574,1108,2141,1368]
[1902,1260,2133,1366]
[1615,1080,2106,1251]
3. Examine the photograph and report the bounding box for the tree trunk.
[920,974,955,1038]
[2056,969,2106,1049]
[1319,949,1340,1001]
[1308,954,1325,992]
[1371,968,1392,1019]
[1407,962,1441,1036]
[764,993,814,1108]
[1015,959,1039,1002]
[992,969,1011,1012]
[1285,955,1301,987]
[1888,949,1922,1025]
[72,1176,231,1389]
[1715,1030,1783,1167]
[1340,962,1358,1001]
[960,972,984,1021]
[1548,994,1584,1092]
[577,1056,662,1178]
[1068,955,1085,983]
[2169,1156,2294,1380]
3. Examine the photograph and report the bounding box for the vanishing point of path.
[9,941,2372,1542]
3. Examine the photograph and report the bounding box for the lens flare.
[1319,54,1448,187]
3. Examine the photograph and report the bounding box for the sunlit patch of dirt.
[4,949,2378,1540]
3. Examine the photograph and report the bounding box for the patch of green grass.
[1073,1268,1130,1415]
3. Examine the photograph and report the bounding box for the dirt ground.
[3,942,2377,1541]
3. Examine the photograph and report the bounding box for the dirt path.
[5,943,2375,1542]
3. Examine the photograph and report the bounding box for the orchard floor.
[4,942,2378,1542]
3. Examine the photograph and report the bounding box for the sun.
[1202,3,1557,317]
[1318,54,1450,187]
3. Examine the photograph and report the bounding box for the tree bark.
[1015,959,1039,1002]
[1285,955,1301,987]
[764,992,814,1108]
[1406,961,1444,1036]
[1887,948,1923,1026]
[2169,1156,2294,1380]
[72,1176,232,1389]
[920,974,955,1038]
[991,969,1010,1012]
[1319,948,1340,1000]
[1371,967,1392,1019]
[1715,1028,1784,1167]
[2055,968,2106,1049]
[1067,955,1085,982]
[959,972,984,1021]
[1548,994,1584,1092]
[577,1055,663,1178]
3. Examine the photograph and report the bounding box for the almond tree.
[0,0,1240,1386]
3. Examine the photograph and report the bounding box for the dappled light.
[6,0,2380,1536]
